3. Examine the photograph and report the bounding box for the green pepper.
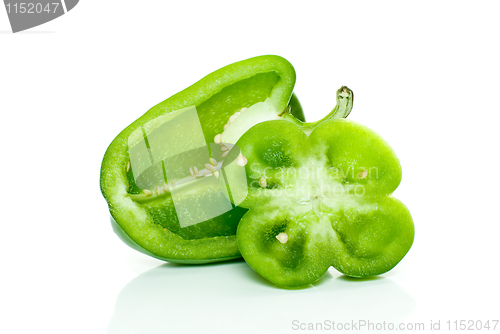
[232,115,414,287]
[100,55,313,263]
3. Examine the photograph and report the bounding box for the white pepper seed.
[236,153,247,166]
[259,177,267,188]
[214,134,222,144]
[276,232,288,244]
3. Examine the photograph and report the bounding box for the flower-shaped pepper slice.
[232,119,414,287]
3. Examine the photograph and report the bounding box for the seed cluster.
[128,106,250,201]
[203,157,220,178]
[189,166,199,177]
[142,182,170,197]
[214,107,249,166]
[220,144,230,158]
[215,107,247,147]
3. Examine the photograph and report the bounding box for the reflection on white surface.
[108,261,415,334]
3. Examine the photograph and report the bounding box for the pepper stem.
[330,86,354,119]
[283,86,353,133]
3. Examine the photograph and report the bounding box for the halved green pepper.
[233,117,414,287]
[100,55,311,263]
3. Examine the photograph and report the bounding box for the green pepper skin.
[234,119,414,287]
[100,56,301,263]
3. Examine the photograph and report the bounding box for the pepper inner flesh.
[124,72,283,240]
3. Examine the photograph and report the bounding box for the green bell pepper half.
[100,55,312,263]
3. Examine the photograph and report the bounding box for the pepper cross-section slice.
[233,119,414,287]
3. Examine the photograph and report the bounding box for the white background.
[1,1,499,333]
